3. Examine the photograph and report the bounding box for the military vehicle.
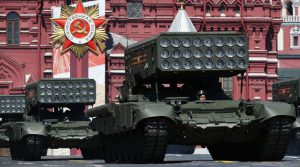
[273,78,300,155]
[0,95,25,148]
[87,32,296,163]
[0,78,101,161]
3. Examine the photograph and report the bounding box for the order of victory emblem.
[50,0,108,59]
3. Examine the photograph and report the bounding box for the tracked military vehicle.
[0,78,101,161]
[0,95,25,148]
[273,78,300,155]
[88,32,296,163]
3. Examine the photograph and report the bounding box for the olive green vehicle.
[0,95,25,148]
[273,78,300,155]
[0,78,101,161]
[87,32,296,163]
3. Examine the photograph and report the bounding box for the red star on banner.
[52,0,106,54]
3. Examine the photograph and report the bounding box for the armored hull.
[88,100,295,162]
[88,32,296,163]
[0,78,100,161]
[273,78,300,155]
[1,120,99,160]
[0,95,25,148]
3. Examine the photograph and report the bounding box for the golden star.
[52,0,106,56]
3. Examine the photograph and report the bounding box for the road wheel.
[207,143,224,160]
[209,117,294,161]
[103,134,113,163]
[22,135,43,161]
[128,131,137,162]
[103,118,170,163]
[81,147,102,160]
[131,118,169,163]
[10,141,21,160]
[256,117,293,161]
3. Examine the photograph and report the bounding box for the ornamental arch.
[0,52,25,90]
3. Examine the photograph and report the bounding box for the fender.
[1,121,47,142]
[0,127,9,147]
[253,101,296,122]
[89,102,176,134]
[132,102,176,128]
[293,117,300,130]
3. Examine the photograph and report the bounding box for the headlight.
[194,49,202,58]
[215,48,224,57]
[171,38,181,47]
[216,60,225,69]
[183,60,192,69]
[205,60,214,69]
[226,59,236,69]
[204,37,213,47]
[160,49,170,58]
[182,38,192,47]
[193,38,202,47]
[226,48,235,58]
[161,60,170,70]
[160,38,170,47]
[172,60,181,69]
[204,48,213,58]
[237,48,246,57]
[194,60,203,69]
[215,37,224,47]
[226,37,235,46]
[182,49,192,58]
[238,59,247,68]
[172,50,181,58]
[236,37,246,46]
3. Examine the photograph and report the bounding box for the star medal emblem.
[51,0,108,58]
